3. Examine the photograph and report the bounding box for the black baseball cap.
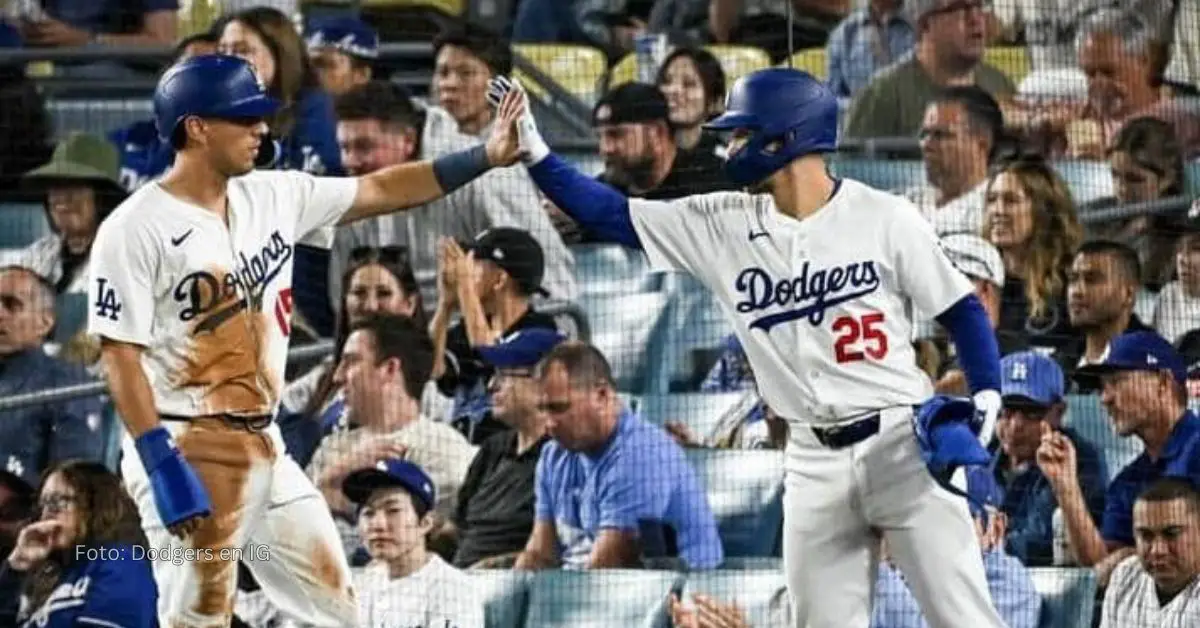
[593,83,671,127]
[462,227,548,297]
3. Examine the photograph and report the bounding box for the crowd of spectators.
[0,0,1197,626]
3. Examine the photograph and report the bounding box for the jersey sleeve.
[282,170,360,240]
[86,216,160,346]
[887,199,974,317]
[628,193,739,277]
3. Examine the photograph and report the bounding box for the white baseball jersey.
[86,170,359,417]
[629,179,972,425]
[354,554,485,628]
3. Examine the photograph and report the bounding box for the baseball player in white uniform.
[86,54,522,627]
[484,71,1009,627]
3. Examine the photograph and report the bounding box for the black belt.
[161,413,273,431]
[810,413,881,449]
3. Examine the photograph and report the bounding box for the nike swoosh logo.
[749,231,769,241]
[171,229,194,246]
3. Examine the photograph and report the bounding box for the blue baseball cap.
[1075,330,1187,384]
[477,328,566,370]
[304,17,379,60]
[1000,351,1065,407]
[343,458,436,514]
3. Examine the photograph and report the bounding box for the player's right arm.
[87,217,210,537]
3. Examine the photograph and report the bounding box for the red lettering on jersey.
[274,288,294,336]
[832,312,889,363]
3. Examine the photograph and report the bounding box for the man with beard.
[552,83,735,243]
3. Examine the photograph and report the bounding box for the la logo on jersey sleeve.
[93,277,122,321]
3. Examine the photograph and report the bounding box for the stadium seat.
[984,46,1031,86]
[52,292,88,344]
[0,203,50,250]
[609,53,639,89]
[470,570,530,627]
[522,569,681,628]
[1064,394,1144,476]
[637,392,748,436]
[514,44,608,107]
[1054,160,1114,204]
[662,275,733,390]
[829,158,925,193]
[1028,567,1097,628]
[578,291,673,394]
[48,99,153,141]
[571,243,661,296]
[704,46,772,86]
[685,449,785,557]
[780,48,827,81]
[680,569,788,625]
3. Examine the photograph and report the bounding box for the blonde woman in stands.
[1083,116,1188,290]
[982,156,1083,350]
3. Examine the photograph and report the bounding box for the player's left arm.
[889,207,1002,440]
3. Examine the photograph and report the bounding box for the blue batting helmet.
[153,54,280,143]
[704,68,838,186]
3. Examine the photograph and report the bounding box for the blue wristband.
[431,145,491,195]
[134,426,177,474]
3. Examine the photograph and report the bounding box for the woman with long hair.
[655,47,727,156]
[279,246,428,468]
[0,460,155,627]
[982,156,1084,348]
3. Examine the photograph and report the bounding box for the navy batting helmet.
[704,68,838,186]
[153,54,280,143]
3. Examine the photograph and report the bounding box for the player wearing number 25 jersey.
[86,54,520,627]
[487,69,1008,628]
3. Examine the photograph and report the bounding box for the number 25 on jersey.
[832,312,888,364]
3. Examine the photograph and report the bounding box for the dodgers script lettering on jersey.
[626,183,974,429]
[735,262,882,331]
[86,170,358,417]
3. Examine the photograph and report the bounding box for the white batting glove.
[487,75,551,165]
[972,389,1001,448]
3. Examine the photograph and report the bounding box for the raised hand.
[484,78,527,168]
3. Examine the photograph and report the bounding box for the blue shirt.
[871,550,1041,628]
[992,427,1108,566]
[825,9,916,98]
[1102,411,1200,546]
[0,349,107,486]
[0,543,157,628]
[534,410,724,570]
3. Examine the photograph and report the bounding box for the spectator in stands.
[655,47,727,156]
[15,0,175,75]
[922,233,1022,395]
[1083,117,1188,290]
[447,328,563,569]
[0,460,155,627]
[0,471,32,624]
[1100,478,1200,626]
[13,133,124,295]
[700,334,755,393]
[709,0,851,59]
[217,7,346,338]
[1053,8,1200,159]
[280,246,428,468]
[669,468,1041,627]
[825,0,916,98]
[1039,331,1200,582]
[982,156,1082,352]
[329,80,577,307]
[307,314,476,528]
[344,458,485,627]
[433,23,511,137]
[1157,221,1200,362]
[844,0,1015,140]
[992,351,1107,566]
[0,266,106,487]
[108,31,217,193]
[1062,240,1154,386]
[431,229,559,445]
[304,16,377,99]
[515,342,723,570]
[906,87,1004,234]
[0,54,52,193]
